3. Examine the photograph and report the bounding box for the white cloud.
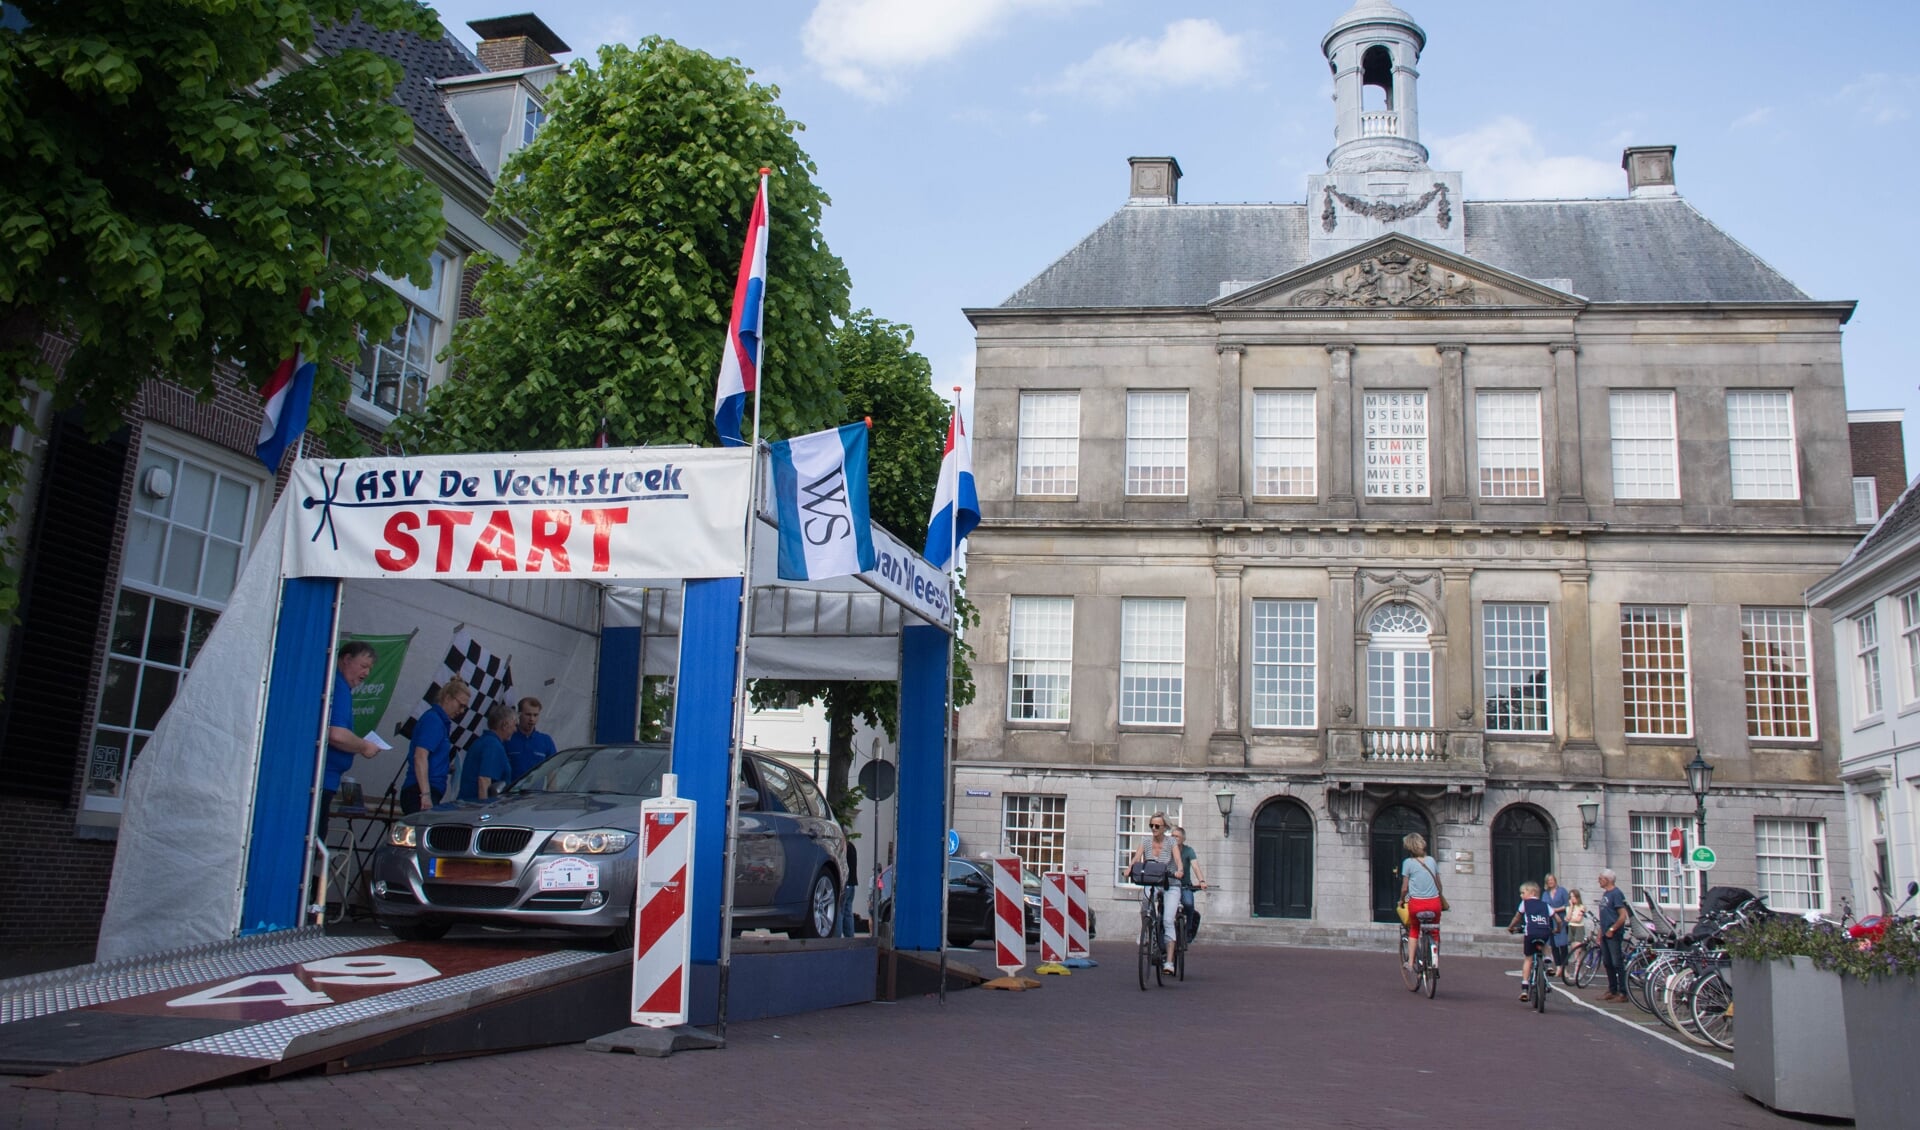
[1050,18,1250,105]
[1428,117,1620,200]
[802,0,1078,101]
[1732,106,1773,130]
[1835,73,1916,124]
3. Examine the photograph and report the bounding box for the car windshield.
[500,745,669,797]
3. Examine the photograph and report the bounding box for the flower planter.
[1730,957,1852,1119]
[1841,974,1920,1130]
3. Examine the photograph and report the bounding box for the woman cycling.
[1129,812,1185,975]
[1398,832,1443,972]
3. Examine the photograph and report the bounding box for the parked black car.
[372,744,848,944]
[876,858,1095,948]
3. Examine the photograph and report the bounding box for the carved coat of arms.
[1290,250,1479,308]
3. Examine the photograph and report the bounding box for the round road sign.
[1690,845,1717,869]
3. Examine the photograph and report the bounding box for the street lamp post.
[1685,752,1714,908]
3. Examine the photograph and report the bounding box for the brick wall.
[476,36,555,72]
[1850,419,1908,515]
[0,797,115,951]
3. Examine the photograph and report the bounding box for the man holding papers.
[320,640,384,840]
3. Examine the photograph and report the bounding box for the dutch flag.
[922,401,979,570]
[255,287,320,473]
[770,421,876,582]
[713,170,770,447]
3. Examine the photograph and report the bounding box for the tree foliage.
[397,37,851,454]
[0,0,447,613]
[751,313,975,806]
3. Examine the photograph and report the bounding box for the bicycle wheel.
[1422,934,1437,999]
[1138,911,1153,991]
[1574,945,1602,988]
[1533,961,1547,1013]
[1650,963,1687,1030]
[1399,933,1419,992]
[1667,968,1718,1047]
[1175,931,1186,982]
[1624,952,1657,1013]
[1690,970,1734,1051]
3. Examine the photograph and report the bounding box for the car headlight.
[388,823,418,848]
[542,829,633,855]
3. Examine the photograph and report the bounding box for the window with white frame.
[1483,603,1549,732]
[1629,813,1692,909]
[1475,391,1543,498]
[1126,391,1188,495]
[1609,390,1679,499]
[1727,391,1798,500]
[1901,589,1920,705]
[1017,392,1080,496]
[1621,605,1690,737]
[1253,391,1316,497]
[521,94,548,146]
[1002,794,1067,872]
[1007,596,1073,722]
[1755,818,1827,913]
[1741,608,1815,740]
[1114,797,1184,885]
[354,249,453,416]
[1856,609,1884,719]
[89,442,263,812]
[1854,477,1880,524]
[1120,598,1184,726]
[1251,599,1316,728]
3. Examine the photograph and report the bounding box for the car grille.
[426,825,473,853]
[476,827,533,854]
[423,883,518,909]
[376,886,419,904]
[523,892,591,910]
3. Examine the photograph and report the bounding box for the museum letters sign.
[1363,392,1429,498]
[285,448,752,580]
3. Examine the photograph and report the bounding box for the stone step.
[1194,919,1534,959]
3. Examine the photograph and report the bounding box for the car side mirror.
[735,785,759,811]
[962,873,987,889]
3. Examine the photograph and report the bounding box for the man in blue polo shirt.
[505,695,558,781]
[458,703,515,802]
[320,641,381,840]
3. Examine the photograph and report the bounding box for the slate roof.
[1843,475,1920,568]
[312,18,489,181]
[999,197,1811,309]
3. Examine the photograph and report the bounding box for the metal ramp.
[0,928,628,1097]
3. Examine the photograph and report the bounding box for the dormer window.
[443,76,555,181]
[522,95,548,146]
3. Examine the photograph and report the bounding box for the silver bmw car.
[371,743,849,944]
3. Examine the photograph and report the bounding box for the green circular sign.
[1690,845,1717,869]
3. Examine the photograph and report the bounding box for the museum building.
[956,0,1884,940]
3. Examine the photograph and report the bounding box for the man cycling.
[1171,826,1209,937]
[1506,881,1556,1003]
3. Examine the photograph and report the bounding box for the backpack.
[1521,899,1554,938]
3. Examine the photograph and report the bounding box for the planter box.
[1841,974,1920,1130]
[1731,958,1852,1119]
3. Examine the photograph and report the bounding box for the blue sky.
[427,0,1920,465]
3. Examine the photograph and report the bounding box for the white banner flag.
[283,448,752,581]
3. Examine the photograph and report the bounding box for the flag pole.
[937,389,961,1004]
[716,166,771,1041]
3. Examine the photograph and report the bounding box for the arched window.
[1367,602,1432,727]
[1361,44,1395,111]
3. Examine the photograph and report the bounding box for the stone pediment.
[1212,234,1583,311]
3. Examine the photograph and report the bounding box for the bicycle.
[1398,908,1440,998]
[1561,932,1603,988]
[1510,927,1552,1012]
[1132,862,1174,990]
[1172,886,1210,982]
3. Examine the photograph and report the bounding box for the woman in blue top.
[1543,872,1572,968]
[1398,833,1444,972]
[403,677,471,815]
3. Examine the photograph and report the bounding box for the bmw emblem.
[479,813,493,822]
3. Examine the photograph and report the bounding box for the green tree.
[0,0,448,614]
[398,37,850,454]
[751,312,975,811]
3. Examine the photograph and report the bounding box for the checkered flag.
[397,627,515,758]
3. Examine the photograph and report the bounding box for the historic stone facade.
[956,1,1862,945]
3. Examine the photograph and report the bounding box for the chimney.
[1129,156,1181,205]
[1621,145,1677,198]
[468,13,571,72]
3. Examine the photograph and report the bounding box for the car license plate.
[540,857,600,891]
[427,857,513,882]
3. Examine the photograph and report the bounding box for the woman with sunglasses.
[1128,812,1185,974]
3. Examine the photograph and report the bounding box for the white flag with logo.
[768,421,876,581]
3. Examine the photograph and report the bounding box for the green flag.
[343,632,413,735]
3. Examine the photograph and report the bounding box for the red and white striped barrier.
[1065,867,1091,960]
[1039,871,1068,964]
[988,854,1025,976]
[631,774,696,1027]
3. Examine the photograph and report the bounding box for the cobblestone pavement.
[2,942,1796,1129]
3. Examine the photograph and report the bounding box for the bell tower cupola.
[1323,0,1428,172]
[1306,1,1463,260]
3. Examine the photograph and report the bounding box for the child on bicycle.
[1507,881,1556,1003]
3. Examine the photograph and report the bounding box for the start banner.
[284,448,753,581]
